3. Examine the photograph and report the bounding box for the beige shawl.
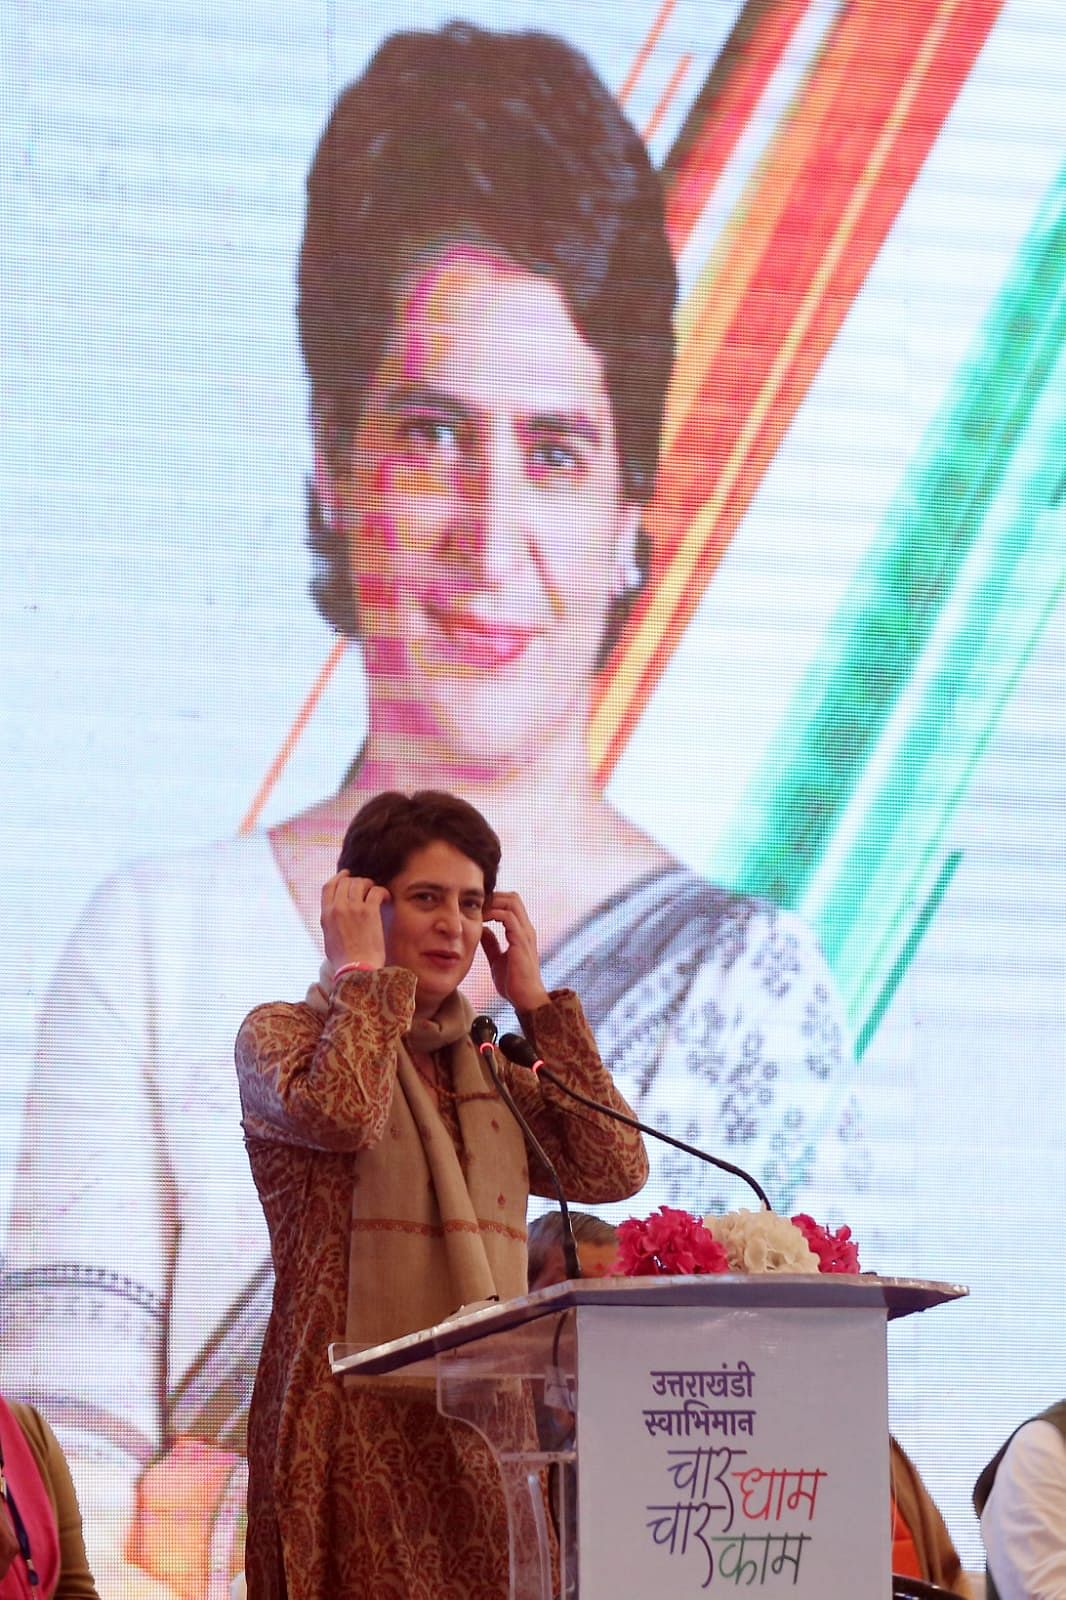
[307,965,530,1351]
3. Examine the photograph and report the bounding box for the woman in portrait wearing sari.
[0,21,861,1595]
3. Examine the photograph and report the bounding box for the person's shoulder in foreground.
[2,1397,101,1599]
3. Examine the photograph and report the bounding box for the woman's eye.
[399,415,460,451]
[530,437,581,473]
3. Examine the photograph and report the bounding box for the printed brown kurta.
[235,967,647,1600]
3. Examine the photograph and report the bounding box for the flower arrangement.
[789,1212,861,1274]
[614,1206,861,1278]
[615,1205,729,1277]
[705,1209,818,1275]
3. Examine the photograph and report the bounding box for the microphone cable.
[497,1031,773,1212]
[471,1015,583,1281]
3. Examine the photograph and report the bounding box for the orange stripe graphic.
[590,0,1003,780]
[618,0,678,107]
[239,636,348,834]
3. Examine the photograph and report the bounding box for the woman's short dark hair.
[337,789,501,897]
[299,20,676,647]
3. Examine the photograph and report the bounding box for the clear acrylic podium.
[331,1275,964,1599]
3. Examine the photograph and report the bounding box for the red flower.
[790,1213,861,1274]
[616,1206,729,1277]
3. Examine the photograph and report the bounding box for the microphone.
[498,1034,546,1072]
[470,1016,582,1282]
[471,1013,498,1049]
[497,1032,773,1212]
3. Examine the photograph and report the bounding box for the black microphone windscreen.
[498,1033,540,1069]
[470,1014,498,1047]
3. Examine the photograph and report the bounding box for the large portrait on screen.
[1,2,1062,1594]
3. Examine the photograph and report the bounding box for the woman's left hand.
[481,892,551,1013]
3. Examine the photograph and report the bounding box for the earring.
[614,555,642,598]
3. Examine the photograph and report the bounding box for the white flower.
[703,1208,819,1275]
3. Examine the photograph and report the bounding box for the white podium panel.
[577,1302,889,1598]
[331,1275,965,1599]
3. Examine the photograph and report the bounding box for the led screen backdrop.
[1,0,1063,1591]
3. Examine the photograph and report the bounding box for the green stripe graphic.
[709,164,1066,1034]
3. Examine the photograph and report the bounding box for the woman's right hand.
[320,871,390,971]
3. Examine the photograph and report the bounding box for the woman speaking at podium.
[236,789,647,1597]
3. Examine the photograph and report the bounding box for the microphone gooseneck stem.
[471,1017,582,1282]
[497,1033,773,1212]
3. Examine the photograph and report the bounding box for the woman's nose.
[448,439,530,584]
[434,898,464,936]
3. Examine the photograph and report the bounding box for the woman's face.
[380,837,486,1017]
[321,244,641,771]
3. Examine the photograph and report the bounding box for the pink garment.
[0,1397,60,1599]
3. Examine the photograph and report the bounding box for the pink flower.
[616,1206,729,1277]
[789,1213,861,1274]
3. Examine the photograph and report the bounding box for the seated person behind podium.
[890,1436,969,1596]
[527,1209,620,1290]
[235,789,648,1600]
